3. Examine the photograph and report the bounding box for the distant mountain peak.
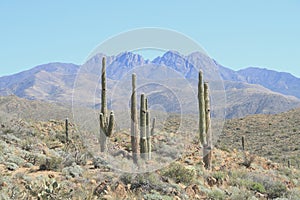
[1,51,300,119]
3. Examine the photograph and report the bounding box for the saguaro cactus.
[198,71,206,146]
[148,117,155,159]
[198,70,212,170]
[140,94,148,159]
[242,136,245,151]
[99,57,115,152]
[131,73,139,164]
[65,118,69,143]
[203,82,212,170]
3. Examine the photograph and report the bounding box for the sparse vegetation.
[0,80,299,198]
[162,162,195,184]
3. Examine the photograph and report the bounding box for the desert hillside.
[219,107,300,169]
[0,98,299,199]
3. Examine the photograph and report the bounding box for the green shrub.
[144,191,173,200]
[229,186,254,200]
[212,171,226,185]
[250,182,266,193]
[162,162,195,184]
[264,181,287,199]
[120,173,133,185]
[207,188,226,200]
[62,164,83,178]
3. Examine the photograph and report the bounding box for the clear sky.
[0,0,299,77]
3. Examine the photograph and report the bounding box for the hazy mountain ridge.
[1,51,300,118]
[224,80,300,118]
[216,63,300,99]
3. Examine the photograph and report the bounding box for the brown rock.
[114,182,127,199]
[101,195,113,200]
[255,192,266,198]
[206,176,217,187]
[185,184,203,199]
[185,185,196,197]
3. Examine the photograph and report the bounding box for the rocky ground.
[218,108,300,169]
[0,112,300,199]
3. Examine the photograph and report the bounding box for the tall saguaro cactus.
[198,71,206,146]
[140,94,148,159]
[198,70,212,170]
[131,73,139,164]
[99,57,115,152]
[131,75,153,163]
[203,82,212,170]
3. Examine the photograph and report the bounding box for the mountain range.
[1,51,300,118]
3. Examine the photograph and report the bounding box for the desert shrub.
[39,156,62,171]
[229,186,255,200]
[120,173,133,185]
[6,154,26,166]
[20,138,36,151]
[207,187,226,200]
[162,162,195,184]
[24,176,66,199]
[131,174,149,190]
[3,128,14,134]
[249,182,266,193]
[54,131,67,143]
[62,163,83,178]
[92,156,108,168]
[6,162,19,171]
[22,152,39,165]
[212,171,226,185]
[263,180,287,199]
[144,191,173,200]
[62,150,88,167]
[287,188,300,199]
[242,152,255,168]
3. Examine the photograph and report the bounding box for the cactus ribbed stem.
[146,113,153,160]
[203,82,212,170]
[204,82,212,147]
[242,136,245,151]
[99,57,114,152]
[131,73,139,164]
[198,71,206,146]
[151,118,156,136]
[101,57,107,119]
[100,113,106,152]
[107,112,114,137]
[140,94,148,159]
[65,118,69,143]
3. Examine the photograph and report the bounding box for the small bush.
[144,191,173,200]
[207,188,226,200]
[229,187,254,200]
[264,181,287,199]
[39,156,62,171]
[162,162,195,184]
[120,173,133,185]
[250,182,266,193]
[212,171,226,185]
[242,152,255,168]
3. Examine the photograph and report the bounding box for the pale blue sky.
[0,1,299,77]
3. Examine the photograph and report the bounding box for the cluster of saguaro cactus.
[140,93,153,160]
[99,57,115,152]
[198,70,212,170]
[131,73,154,164]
